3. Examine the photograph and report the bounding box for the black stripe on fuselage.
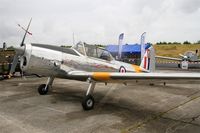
[31,43,79,56]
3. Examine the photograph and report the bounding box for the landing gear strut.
[82,81,96,110]
[38,76,54,95]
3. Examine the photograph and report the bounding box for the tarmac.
[1,69,200,133]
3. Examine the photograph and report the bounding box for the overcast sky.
[0,0,200,47]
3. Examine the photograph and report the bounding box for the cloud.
[175,0,200,13]
[0,0,200,48]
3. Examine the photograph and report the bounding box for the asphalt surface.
[1,70,200,133]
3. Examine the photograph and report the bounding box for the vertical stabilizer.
[140,46,155,72]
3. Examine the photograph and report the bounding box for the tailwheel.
[38,84,49,95]
[82,95,95,110]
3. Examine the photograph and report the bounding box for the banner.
[118,33,124,60]
[140,32,146,61]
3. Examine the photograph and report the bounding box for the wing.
[156,56,182,61]
[66,71,200,84]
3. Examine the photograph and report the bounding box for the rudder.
[140,46,155,72]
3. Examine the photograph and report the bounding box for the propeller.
[179,54,184,57]
[9,18,32,76]
[179,53,188,60]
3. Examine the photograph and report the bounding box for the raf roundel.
[119,66,126,73]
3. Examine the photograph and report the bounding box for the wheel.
[38,84,49,95]
[82,95,95,110]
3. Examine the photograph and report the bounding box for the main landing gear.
[82,82,96,110]
[37,77,96,111]
[38,76,54,95]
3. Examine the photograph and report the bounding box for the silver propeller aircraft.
[156,50,200,69]
[10,19,200,110]
[157,51,200,62]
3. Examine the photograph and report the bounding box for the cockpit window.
[73,42,113,61]
[73,42,86,55]
[96,48,112,61]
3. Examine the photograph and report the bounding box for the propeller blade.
[179,54,184,57]
[10,55,18,74]
[18,24,32,35]
[9,47,25,75]
[20,18,32,47]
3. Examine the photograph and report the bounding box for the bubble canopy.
[73,42,114,61]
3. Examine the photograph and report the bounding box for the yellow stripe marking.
[92,72,111,81]
[132,65,142,73]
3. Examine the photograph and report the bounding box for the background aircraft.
[157,50,200,62]
[156,50,200,69]
[10,19,200,110]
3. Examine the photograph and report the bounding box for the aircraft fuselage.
[20,43,145,78]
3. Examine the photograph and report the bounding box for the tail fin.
[140,46,155,72]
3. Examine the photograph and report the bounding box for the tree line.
[156,40,200,45]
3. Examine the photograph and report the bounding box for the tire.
[82,95,95,110]
[38,84,49,95]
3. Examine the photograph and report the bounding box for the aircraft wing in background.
[156,55,182,61]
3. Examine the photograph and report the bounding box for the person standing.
[3,42,7,51]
